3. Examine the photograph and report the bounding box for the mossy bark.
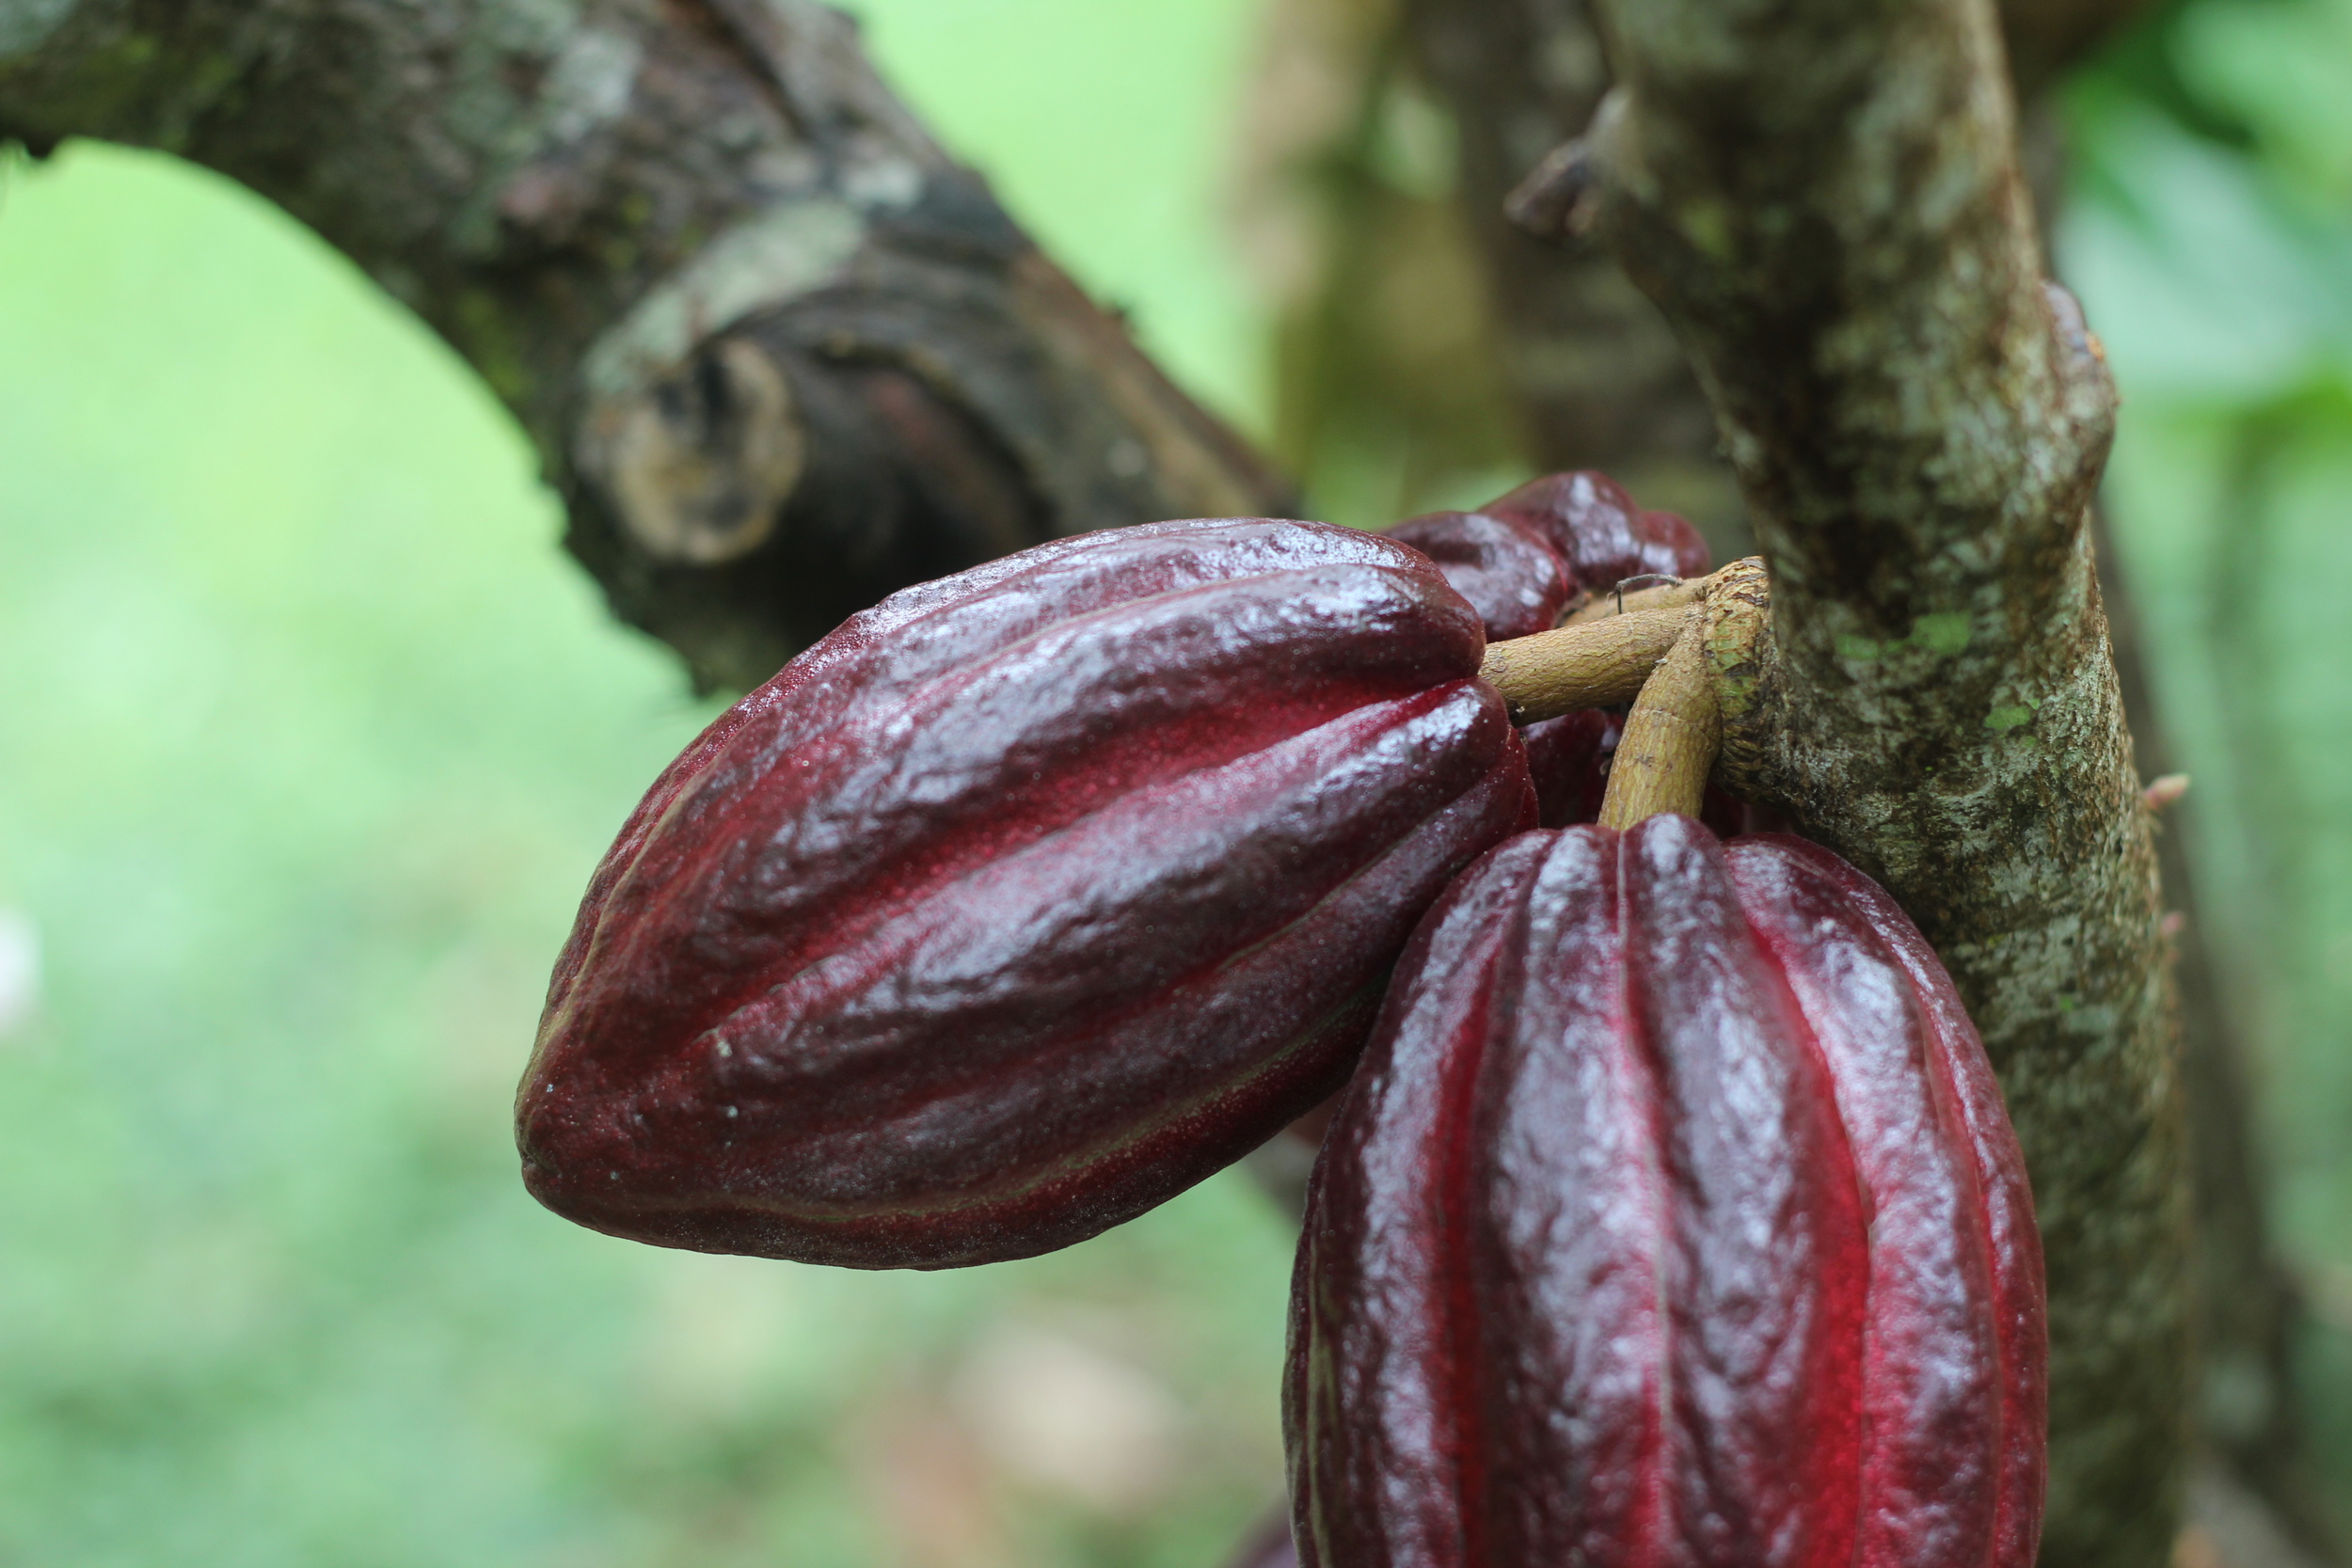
[0,0,1290,689]
[1511,4,2189,1562]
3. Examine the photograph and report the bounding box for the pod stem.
[1479,560,1760,825]
[1597,608,1723,831]
[1478,605,1690,722]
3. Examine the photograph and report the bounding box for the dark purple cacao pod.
[1287,815,2045,1568]
[518,517,1537,1269]
[1521,708,1619,828]
[1379,509,1575,641]
[1481,469,1710,598]
[1388,471,1710,642]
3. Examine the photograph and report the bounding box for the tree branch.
[1391,0,2156,547]
[1549,2,2187,1563]
[0,0,1290,689]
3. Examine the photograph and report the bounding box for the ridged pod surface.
[1287,816,2045,1568]
[1387,471,1710,641]
[518,517,1536,1269]
[1392,472,1711,825]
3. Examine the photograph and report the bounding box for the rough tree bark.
[1248,0,2314,1557]
[1503,1,2187,1563]
[1391,0,2152,552]
[0,0,1289,690]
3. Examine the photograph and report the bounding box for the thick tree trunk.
[1391,0,2153,552]
[1503,2,2188,1563]
[0,0,1290,690]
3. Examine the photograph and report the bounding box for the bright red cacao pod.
[1287,815,2045,1568]
[518,516,1537,1269]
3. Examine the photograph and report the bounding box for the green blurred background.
[1,0,2349,1561]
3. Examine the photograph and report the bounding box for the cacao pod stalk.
[1393,473,1712,831]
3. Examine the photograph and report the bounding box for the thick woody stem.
[1477,604,1687,721]
[1391,0,2158,557]
[1596,610,1717,829]
[1558,2,2186,1561]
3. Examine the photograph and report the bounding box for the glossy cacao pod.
[1287,815,2045,1568]
[1393,472,1712,825]
[1388,471,1709,641]
[518,517,1537,1269]
[1521,707,1619,828]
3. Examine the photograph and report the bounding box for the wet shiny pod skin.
[1287,815,2045,1568]
[1391,473,1712,825]
[1386,470,1710,641]
[517,517,1537,1270]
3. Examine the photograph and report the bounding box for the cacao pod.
[1483,469,1709,599]
[1393,473,1713,826]
[1521,707,1618,829]
[1388,471,1710,641]
[518,517,1537,1269]
[1380,509,1573,641]
[1287,815,2044,1568]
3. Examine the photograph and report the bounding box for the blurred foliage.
[1224,0,1529,529]
[3,0,2352,1561]
[0,4,1293,1565]
[2060,0,2352,1527]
